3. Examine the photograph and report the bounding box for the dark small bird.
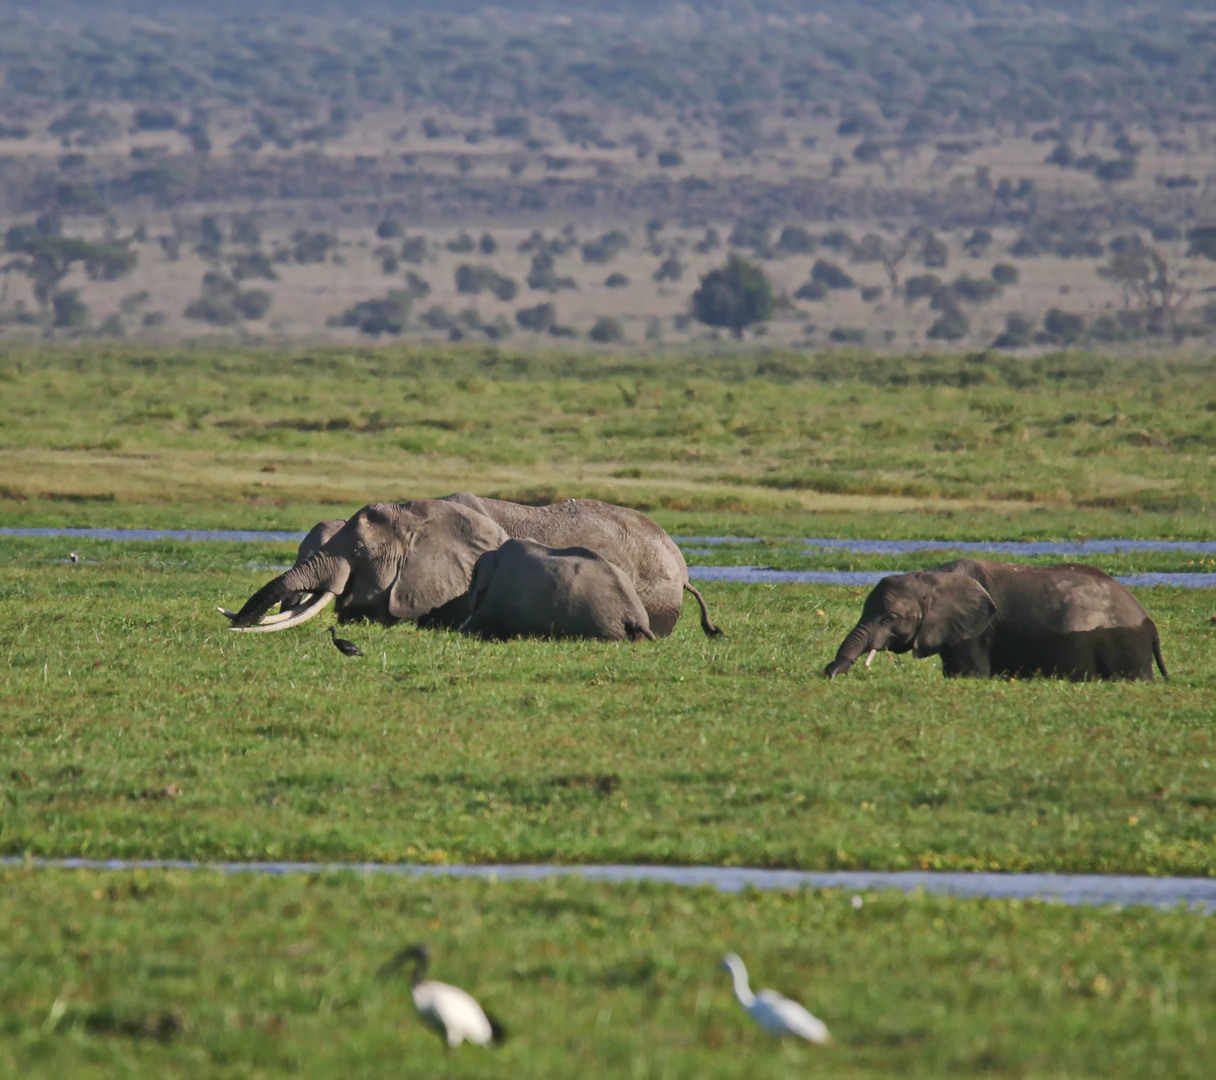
[379,943,507,1050]
[328,625,364,657]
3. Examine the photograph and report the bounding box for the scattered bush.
[920,232,949,268]
[829,326,865,344]
[927,307,970,341]
[776,225,817,255]
[993,312,1034,349]
[292,230,335,264]
[905,274,942,301]
[400,236,428,264]
[948,274,1000,304]
[589,316,625,343]
[455,264,518,302]
[581,230,630,264]
[794,279,828,301]
[327,291,410,335]
[228,251,278,282]
[516,302,557,332]
[1042,307,1085,344]
[527,252,576,291]
[811,259,854,289]
[653,257,683,283]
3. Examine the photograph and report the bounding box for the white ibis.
[328,625,364,657]
[380,944,506,1050]
[720,952,831,1044]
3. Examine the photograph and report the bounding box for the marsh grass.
[0,344,1213,537]
[2,539,1213,874]
[2,868,1214,1079]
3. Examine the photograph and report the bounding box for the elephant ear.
[912,573,996,658]
[388,501,508,621]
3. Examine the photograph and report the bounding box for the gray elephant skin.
[460,538,656,642]
[440,493,719,638]
[825,559,1168,681]
[226,500,508,632]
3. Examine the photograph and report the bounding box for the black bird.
[328,625,364,657]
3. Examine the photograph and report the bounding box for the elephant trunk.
[824,622,872,679]
[227,552,349,630]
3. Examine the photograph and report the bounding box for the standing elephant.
[440,492,720,638]
[459,538,655,642]
[824,559,1168,681]
[223,500,508,632]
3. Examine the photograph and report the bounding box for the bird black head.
[377,943,429,983]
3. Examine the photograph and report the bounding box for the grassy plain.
[1,345,1214,539]
[2,536,1213,874]
[2,343,1215,1075]
[2,869,1214,1080]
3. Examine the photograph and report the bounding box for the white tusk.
[219,593,317,625]
[865,648,878,667]
[228,591,335,632]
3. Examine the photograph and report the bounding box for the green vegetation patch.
[2,540,1213,874]
[2,869,1214,1080]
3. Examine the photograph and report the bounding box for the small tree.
[4,222,136,334]
[691,256,776,339]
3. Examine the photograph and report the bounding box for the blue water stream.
[3,857,1212,912]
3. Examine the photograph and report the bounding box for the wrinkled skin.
[460,538,656,642]
[280,518,345,612]
[825,559,1168,681]
[441,493,721,638]
[225,500,508,632]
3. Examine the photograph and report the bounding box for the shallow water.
[5,527,1216,557]
[4,857,1212,912]
[675,536,1216,555]
[687,566,1216,588]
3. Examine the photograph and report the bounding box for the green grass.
[3,868,1214,1080]
[3,538,1214,875]
[1,344,1214,538]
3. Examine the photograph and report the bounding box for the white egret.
[380,944,506,1050]
[720,952,831,1044]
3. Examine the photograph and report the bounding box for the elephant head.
[223,500,508,632]
[824,571,996,678]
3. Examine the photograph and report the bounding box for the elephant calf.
[825,558,1168,681]
[459,538,655,642]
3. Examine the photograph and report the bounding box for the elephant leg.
[939,640,990,678]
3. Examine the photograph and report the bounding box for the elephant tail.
[683,582,724,637]
[1151,622,1169,680]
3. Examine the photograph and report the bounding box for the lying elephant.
[440,493,720,638]
[824,558,1168,681]
[225,500,508,631]
[459,538,655,642]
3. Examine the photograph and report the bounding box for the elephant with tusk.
[459,538,656,642]
[224,500,508,632]
[824,559,1168,681]
[438,492,721,638]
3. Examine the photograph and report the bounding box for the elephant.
[459,538,656,642]
[224,500,508,632]
[439,492,721,638]
[824,559,1168,681]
